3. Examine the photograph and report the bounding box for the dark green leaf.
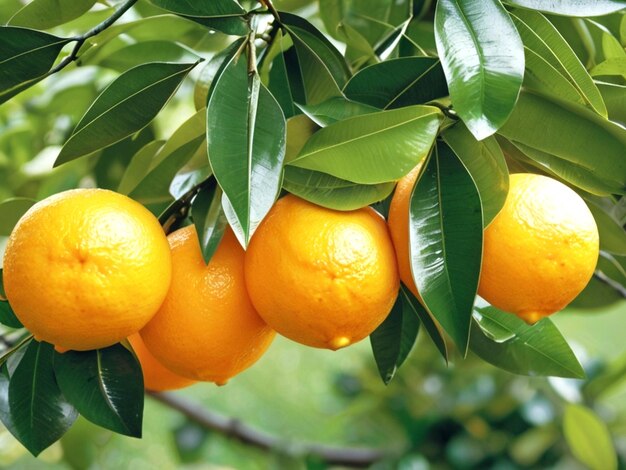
[55,61,198,166]
[266,31,300,119]
[283,167,394,211]
[54,344,143,437]
[191,179,228,264]
[0,197,36,236]
[0,27,71,102]
[186,16,249,36]
[170,166,212,199]
[564,404,617,470]
[297,97,378,127]
[289,105,441,184]
[434,0,524,139]
[587,202,626,255]
[194,41,241,110]
[409,142,483,354]
[400,285,449,362]
[370,292,420,384]
[118,140,165,195]
[442,123,509,227]
[511,9,607,116]
[344,57,448,109]
[505,0,626,17]
[0,301,23,329]
[8,0,97,30]
[470,300,585,378]
[498,91,626,195]
[207,52,286,246]
[148,0,245,17]
[281,12,350,105]
[8,341,78,456]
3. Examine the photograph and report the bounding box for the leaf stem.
[158,177,216,234]
[258,0,281,24]
[149,391,389,466]
[48,0,138,75]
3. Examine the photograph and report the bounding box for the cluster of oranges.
[2,169,599,391]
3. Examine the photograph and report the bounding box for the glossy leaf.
[191,179,228,264]
[266,31,300,119]
[187,16,249,36]
[118,140,165,195]
[148,0,245,17]
[9,0,97,30]
[498,91,626,195]
[283,167,394,211]
[442,123,509,227]
[344,57,448,109]
[193,42,240,111]
[54,344,143,437]
[505,0,626,17]
[409,142,483,353]
[7,341,78,456]
[297,97,378,127]
[207,52,286,246]
[400,285,449,361]
[0,197,36,236]
[56,61,198,166]
[591,57,626,78]
[0,27,71,103]
[281,12,350,105]
[289,106,442,184]
[470,301,585,378]
[0,301,23,329]
[564,404,617,470]
[435,0,524,139]
[370,292,420,384]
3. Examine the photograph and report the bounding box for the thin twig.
[48,0,138,75]
[148,392,389,467]
[258,0,281,24]
[594,271,626,298]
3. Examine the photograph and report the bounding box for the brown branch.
[148,391,389,467]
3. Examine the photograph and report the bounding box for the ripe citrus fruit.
[128,334,195,392]
[478,173,599,323]
[3,189,171,351]
[140,225,275,384]
[244,194,400,350]
[387,164,423,298]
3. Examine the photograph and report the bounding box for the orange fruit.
[140,225,274,384]
[478,173,599,323]
[128,334,195,392]
[244,194,400,350]
[3,189,171,351]
[387,164,423,298]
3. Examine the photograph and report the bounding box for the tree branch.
[594,271,626,298]
[48,0,138,75]
[148,391,389,467]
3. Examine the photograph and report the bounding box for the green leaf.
[8,0,97,30]
[370,292,420,384]
[0,27,71,103]
[281,12,350,105]
[400,285,449,362]
[130,136,204,205]
[97,41,199,72]
[148,0,245,17]
[194,42,240,111]
[265,31,300,119]
[191,179,228,264]
[591,57,626,78]
[511,10,607,116]
[470,301,585,378]
[344,57,448,109]
[207,52,286,246]
[55,61,198,166]
[498,91,626,195]
[587,202,626,255]
[118,140,165,195]
[289,105,441,184]
[442,123,509,227]
[297,97,378,127]
[0,301,23,329]
[505,0,626,17]
[409,142,483,354]
[7,341,78,456]
[434,0,524,139]
[564,404,617,470]
[283,167,394,211]
[54,344,144,438]
[597,81,626,124]
[0,197,36,236]
[187,16,249,36]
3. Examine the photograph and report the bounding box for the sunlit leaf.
[564,404,617,470]
[0,197,36,236]
[8,0,97,30]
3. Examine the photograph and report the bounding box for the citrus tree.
[0,0,625,466]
